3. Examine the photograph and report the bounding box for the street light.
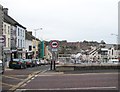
[34,28,42,58]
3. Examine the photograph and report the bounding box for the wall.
[0,5,3,60]
[3,22,11,48]
[25,39,32,51]
[16,25,25,48]
[11,26,17,49]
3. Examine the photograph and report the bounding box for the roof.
[26,31,33,41]
[26,31,40,41]
[32,35,40,41]
[4,14,26,29]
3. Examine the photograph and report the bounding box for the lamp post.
[34,28,42,59]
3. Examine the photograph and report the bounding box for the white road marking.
[26,80,31,84]
[1,82,14,87]
[37,72,118,77]
[64,72,118,76]
[20,83,27,87]
[16,86,117,91]
[2,75,24,81]
[40,69,49,73]
[34,75,38,77]
[31,77,34,80]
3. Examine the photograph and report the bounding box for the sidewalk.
[5,67,13,71]
[42,69,64,75]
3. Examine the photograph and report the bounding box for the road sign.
[52,48,58,52]
[0,35,5,43]
[50,40,59,48]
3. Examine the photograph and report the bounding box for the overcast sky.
[0,0,119,43]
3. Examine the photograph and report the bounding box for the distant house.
[32,35,40,59]
[25,31,33,59]
[26,31,40,59]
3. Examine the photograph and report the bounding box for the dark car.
[23,59,33,67]
[9,59,27,69]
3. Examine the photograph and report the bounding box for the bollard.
[50,60,52,70]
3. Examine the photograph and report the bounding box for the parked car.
[55,60,60,64]
[35,59,41,66]
[40,59,46,65]
[23,59,33,67]
[9,59,27,69]
[32,59,38,67]
[0,60,4,74]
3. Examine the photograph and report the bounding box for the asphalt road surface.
[2,65,50,91]
[16,70,119,92]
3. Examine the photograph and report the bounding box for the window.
[18,28,19,36]
[8,26,10,34]
[21,40,22,47]
[21,29,22,36]
[8,38,10,47]
[29,46,32,51]
[18,39,19,47]
[23,30,24,37]
[112,49,114,55]
[4,24,6,34]
[23,40,24,47]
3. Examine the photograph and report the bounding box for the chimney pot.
[3,8,8,15]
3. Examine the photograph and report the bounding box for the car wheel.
[24,65,27,69]
[30,64,32,67]
[20,65,22,69]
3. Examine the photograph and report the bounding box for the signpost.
[50,40,59,70]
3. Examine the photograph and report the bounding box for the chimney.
[28,31,32,36]
[3,8,8,15]
[0,4,3,10]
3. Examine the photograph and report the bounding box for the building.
[3,8,26,63]
[16,24,26,58]
[25,31,33,59]
[3,20,11,67]
[44,45,52,60]
[26,31,40,59]
[0,4,3,60]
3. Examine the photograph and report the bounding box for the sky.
[0,0,119,43]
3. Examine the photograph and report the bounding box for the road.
[2,65,50,91]
[16,70,119,92]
